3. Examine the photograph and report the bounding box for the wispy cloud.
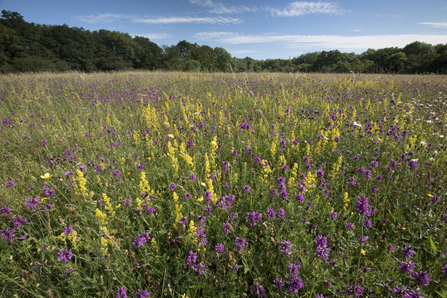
[195,32,447,50]
[75,13,134,24]
[132,16,242,24]
[267,1,343,17]
[131,33,170,39]
[75,13,242,25]
[189,0,256,14]
[231,50,258,54]
[350,29,362,32]
[419,22,447,28]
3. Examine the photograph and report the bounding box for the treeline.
[1,10,446,74]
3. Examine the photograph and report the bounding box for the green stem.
[353,214,364,297]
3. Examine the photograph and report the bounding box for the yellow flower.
[168,134,174,138]
[40,173,53,180]
[361,249,366,255]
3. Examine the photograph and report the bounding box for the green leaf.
[428,236,437,254]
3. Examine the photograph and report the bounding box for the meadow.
[0,71,446,298]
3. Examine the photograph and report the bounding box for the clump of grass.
[1,71,447,297]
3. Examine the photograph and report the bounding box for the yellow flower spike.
[40,173,53,180]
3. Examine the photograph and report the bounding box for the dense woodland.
[1,10,447,74]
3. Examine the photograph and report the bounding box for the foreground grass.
[0,71,447,297]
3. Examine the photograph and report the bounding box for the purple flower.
[246,211,262,227]
[6,181,15,188]
[204,191,212,203]
[330,210,338,221]
[115,286,128,298]
[364,218,372,228]
[273,277,285,290]
[135,289,150,298]
[1,205,12,216]
[195,226,208,246]
[401,245,415,259]
[57,249,73,263]
[132,232,151,249]
[317,169,324,179]
[113,170,121,179]
[408,160,418,170]
[3,118,11,124]
[288,260,301,275]
[413,270,430,287]
[276,208,285,219]
[347,283,364,297]
[295,192,305,203]
[0,227,15,243]
[215,243,225,253]
[280,240,292,258]
[185,250,197,269]
[122,198,132,206]
[355,195,370,216]
[316,294,325,298]
[400,260,416,275]
[242,185,250,193]
[223,221,232,235]
[196,261,206,275]
[348,176,357,185]
[235,237,246,251]
[64,226,74,236]
[188,139,194,147]
[266,207,276,218]
[169,183,177,191]
[432,194,441,203]
[12,215,28,229]
[252,282,266,297]
[288,275,303,293]
[316,245,330,262]
[179,217,188,226]
[189,173,197,181]
[441,265,447,279]
[346,223,355,231]
[229,212,237,220]
[204,205,213,214]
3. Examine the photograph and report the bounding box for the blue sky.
[1,0,447,59]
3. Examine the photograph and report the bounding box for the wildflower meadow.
[1,71,447,297]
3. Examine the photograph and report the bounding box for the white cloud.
[132,16,242,24]
[189,0,256,14]
[132,33,170,39]
[75,13,134,24]
[350,29,362,32]
[267,1,343,17]
[231,50,258,54]
[419,22,447,28]
[194,31,236,39]
[195,32,447,50]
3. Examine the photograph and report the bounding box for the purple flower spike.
[235,237,246,251]
[115,286,128,298]
[57,249,73,263]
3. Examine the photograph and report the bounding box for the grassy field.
[1,71,447,297]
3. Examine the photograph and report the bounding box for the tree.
[403,41,434,56]
[214,47,231,72]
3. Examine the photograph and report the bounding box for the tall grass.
[1,71,446,297]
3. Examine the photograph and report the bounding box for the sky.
[1,0,447,59]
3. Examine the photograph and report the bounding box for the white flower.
[352,122,362,127]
